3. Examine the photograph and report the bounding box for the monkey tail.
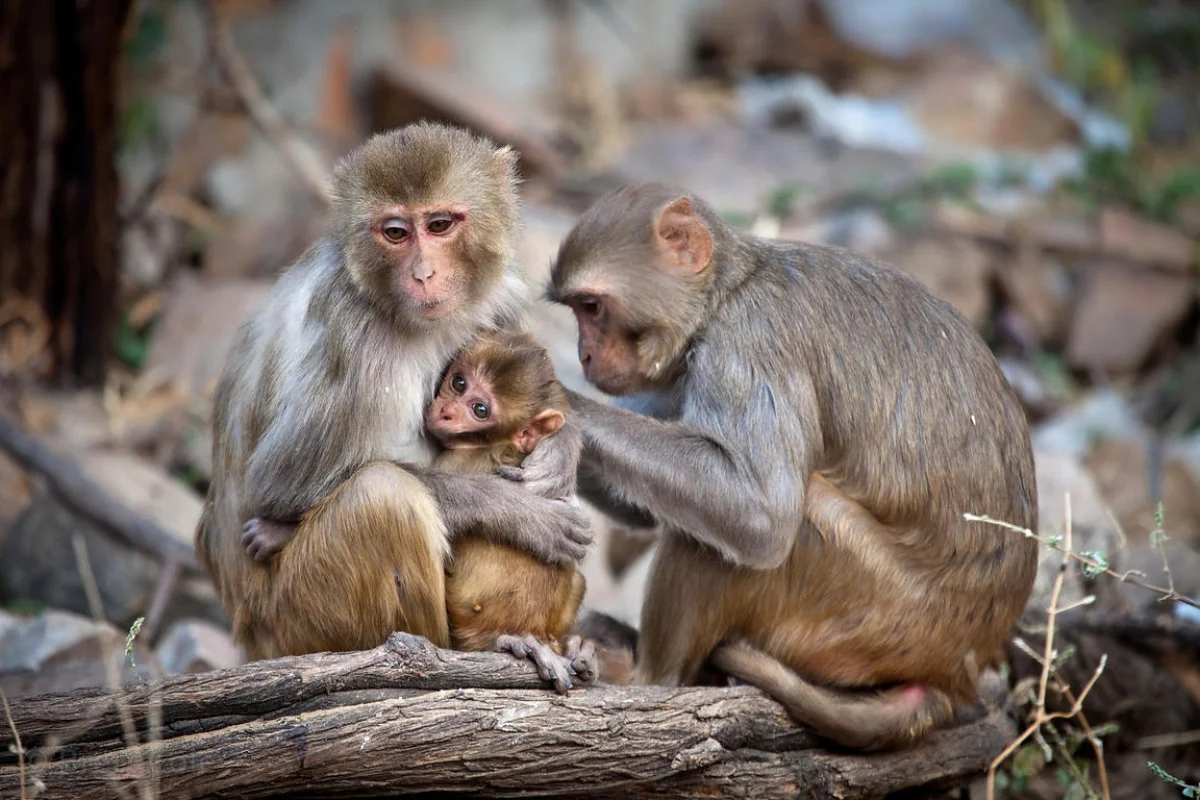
[710,642,956,752]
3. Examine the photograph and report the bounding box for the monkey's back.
[702,240,1038,682]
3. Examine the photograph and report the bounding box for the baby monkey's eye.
[471,402,490,421]
[450,374,467,393]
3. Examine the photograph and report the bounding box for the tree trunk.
[0,0,132,386]
[0,633,1018,800]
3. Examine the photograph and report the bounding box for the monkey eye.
[426,215,457,235]
[381,219,410,243]
[575,297,601,317]
[470,401,490,421]
[450,374,467,393]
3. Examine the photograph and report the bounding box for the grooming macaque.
[195,122,591,671]
[425,330,594,691]
[549,182,1038,750]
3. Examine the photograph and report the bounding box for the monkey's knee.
[274,463,452,651]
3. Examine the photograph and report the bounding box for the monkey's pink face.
[372,204,471,319]
[425,365,498,445]
[565,293,643,396]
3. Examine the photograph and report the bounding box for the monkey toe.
[498,634,574,694]
[496,634,531,661]
[564,635,598,684]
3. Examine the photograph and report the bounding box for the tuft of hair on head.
[329,120,522,259]
[460,330,566,430]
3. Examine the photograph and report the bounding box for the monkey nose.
[413,262,434,283]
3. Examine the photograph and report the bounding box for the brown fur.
[549,183,1038,750]
[196,123,543,660]
[430,332,586,654]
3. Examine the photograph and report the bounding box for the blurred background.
[0,1,1198,797]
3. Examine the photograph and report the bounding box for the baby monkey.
[427,330,595,692]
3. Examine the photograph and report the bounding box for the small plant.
[125,616,145,684]
[1149,762,1200,798]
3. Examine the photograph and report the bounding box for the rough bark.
[1,632,1017,800]
[0,0,132,386]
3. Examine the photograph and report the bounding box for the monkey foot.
[242,518,298,563]
[563,634,599,684]
[497,634,591,695]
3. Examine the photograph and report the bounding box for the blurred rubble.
[2,0,1199,795]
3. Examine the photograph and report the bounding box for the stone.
[156,619,244,675]
[885,233,992,327]
[1066,266,1193,373]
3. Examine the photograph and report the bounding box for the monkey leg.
[262,462,451,657]
[634,532,737,686]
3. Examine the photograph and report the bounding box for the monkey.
[545,182,1039,751]
[194,122,593,673]
[423,329,595,692]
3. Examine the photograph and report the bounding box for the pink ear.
[653,198,713,275]
[516,409,566,454]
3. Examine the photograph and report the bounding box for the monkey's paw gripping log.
[1,632,1018,800]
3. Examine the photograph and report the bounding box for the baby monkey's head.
[427,330,567,455]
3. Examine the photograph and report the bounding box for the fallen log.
[0,632,1017,799]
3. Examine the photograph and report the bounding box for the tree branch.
[0,633,1016,800]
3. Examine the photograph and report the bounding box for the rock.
[1098,206,1198,271]
[1083,437,1200,546]
[996,244,1070,344]
[1027,448,1122,614]
[1065,265,1193,374]
[884,233,992,327]
[1031,388,1145,459]
[906,48,1078,152]
[366,61,563,182]
[0,446,225,632]
[144,273,273,400]
[156,619,244,675]
[0,489,225,632]
[0,609,130,698]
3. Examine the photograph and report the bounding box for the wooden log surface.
[0,633,1017,800]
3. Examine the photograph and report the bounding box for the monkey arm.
[576,460,658,528]
[416,468,593,565]
[565,363,814,569]
[241,393,360,524]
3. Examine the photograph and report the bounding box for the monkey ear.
[492,145,520,184]
[515,409,566,454]
[653,198,713,276]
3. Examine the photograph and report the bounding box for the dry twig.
[985,495,1111,800]
[0,690,26,800]
[203,1,331,204]
[964,512,1200,611]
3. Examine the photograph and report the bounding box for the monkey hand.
[495,417,582,500]
[242,518,298,563]
[506,495,593,564]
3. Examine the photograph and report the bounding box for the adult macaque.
[548,182,1038,751]
[426,330,594,692]
[195,122,592,666]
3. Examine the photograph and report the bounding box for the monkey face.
[426,364,499,445]
[566,296,644,396]
[331,122,522,330]
[365,204,473,320]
